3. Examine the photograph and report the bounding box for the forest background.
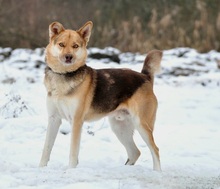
[0,0,220,53]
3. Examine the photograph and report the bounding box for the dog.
[39,21,162,171]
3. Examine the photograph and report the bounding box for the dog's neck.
[45,65,88,77]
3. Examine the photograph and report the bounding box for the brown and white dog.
[39,21,162,171]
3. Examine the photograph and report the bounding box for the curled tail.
[141,50,163,83]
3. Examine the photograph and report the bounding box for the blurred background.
[0,0,220,53]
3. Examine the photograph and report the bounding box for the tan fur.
[40,21,162,171]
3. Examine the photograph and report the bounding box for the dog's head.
[45,21,93,73]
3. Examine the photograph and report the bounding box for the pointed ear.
[77,21,93,45]
[49,22,65,40]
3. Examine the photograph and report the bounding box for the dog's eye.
[59,43,65,47]
[73,44,79,48]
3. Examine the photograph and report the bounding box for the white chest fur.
[45,68,84,123]
[47,96,79,123]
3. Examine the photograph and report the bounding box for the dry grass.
[0,0,219,52]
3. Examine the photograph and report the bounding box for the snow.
[0,47,220,188]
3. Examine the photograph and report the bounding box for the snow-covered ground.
[0,47,220,189]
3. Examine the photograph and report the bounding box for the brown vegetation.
[0,0,220,52]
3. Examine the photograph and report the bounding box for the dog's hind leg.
[39,115,61,167]
[109,113,140,165]
[136,96,161,171]
[137,123,161,171]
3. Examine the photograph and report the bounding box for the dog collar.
[45,65,88,77]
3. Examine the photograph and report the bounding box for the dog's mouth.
[62,59,74,65]
[65,60,72,64]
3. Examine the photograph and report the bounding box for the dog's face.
[45,21,93,73]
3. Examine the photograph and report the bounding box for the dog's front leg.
[39,115,61,167]
[69,117,83,168]
[39,98,62,167]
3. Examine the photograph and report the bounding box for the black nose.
[65,54,73,62]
